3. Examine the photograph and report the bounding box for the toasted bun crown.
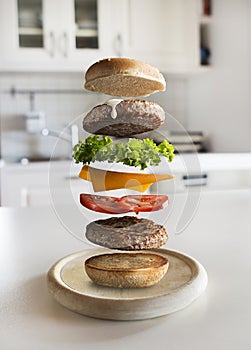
[84,58,166,97]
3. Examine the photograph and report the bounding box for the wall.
[187,0,251,152]
[0,72,100,161]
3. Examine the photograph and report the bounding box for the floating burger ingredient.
[73,57,174,288]
[76,165,174,192]
[84,57,166,97]
[74,136,174,170]
[82,99,165,137]
[79,194,168,214]
[85,216,168,251]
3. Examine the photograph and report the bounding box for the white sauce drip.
[105,99,123,119]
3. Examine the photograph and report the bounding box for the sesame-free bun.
[84,252,169,288]
[84,58,166,97]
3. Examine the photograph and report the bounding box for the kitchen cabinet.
[0,0,122,71]
[0,160,88,207]
[0,0,210,73]
[150,153,251,194]
[122,0,201,72]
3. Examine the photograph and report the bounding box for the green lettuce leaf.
[73,135,174,170]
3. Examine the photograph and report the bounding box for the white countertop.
[0,189,251,350]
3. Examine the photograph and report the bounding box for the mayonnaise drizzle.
[105,99,123,119]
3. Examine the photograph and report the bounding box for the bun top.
[84,57,166,97]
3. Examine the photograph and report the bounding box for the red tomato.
[79,194,168,214]
[79,194,129,214]
[120,195,168,213]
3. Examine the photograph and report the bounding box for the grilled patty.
[85,216,168,250]
[82,100,165,137]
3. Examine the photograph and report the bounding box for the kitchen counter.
[0,189,250,350]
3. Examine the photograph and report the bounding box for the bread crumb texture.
[84,252,169,288]
[84,58,166,97]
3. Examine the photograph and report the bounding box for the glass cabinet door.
[74,0,98,49]
[17,0,44,48]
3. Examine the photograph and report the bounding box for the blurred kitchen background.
[1,0,251,206]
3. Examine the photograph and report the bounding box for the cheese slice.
[78,165,173,192]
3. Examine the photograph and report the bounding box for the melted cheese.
[78,165,173,192]
[105,99,123,119]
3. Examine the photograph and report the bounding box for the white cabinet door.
[0,162,88,207]
[0,0,121,71]
[0,0,62,70]
[123,0,200,71]
[58,0,122,70]
[1,165,51,207]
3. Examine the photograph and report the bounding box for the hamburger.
[73,57,174,288]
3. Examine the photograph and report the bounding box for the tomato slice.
[79,194,129,214]
[79,194,168,214]
[120,195,168,213]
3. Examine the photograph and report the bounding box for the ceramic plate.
[47,248,207,320]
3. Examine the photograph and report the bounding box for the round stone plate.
[46,248,208,321]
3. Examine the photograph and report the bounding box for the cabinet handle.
[64,176,80,180]
[182,174,208,187]
[48,31,55,57]
[21,188,29,207]
[61,32,68,58]
[115,34,123,57]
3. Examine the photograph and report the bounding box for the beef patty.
[85,216,168,250]
[82,100,165,137]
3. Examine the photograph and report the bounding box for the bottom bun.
[84,252,169,288]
